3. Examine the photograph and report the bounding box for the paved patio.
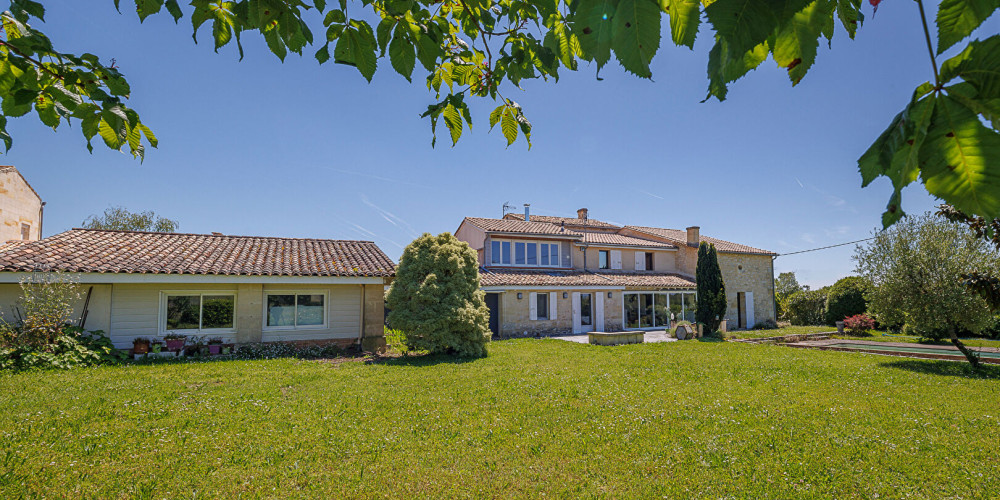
[552,330,677,344]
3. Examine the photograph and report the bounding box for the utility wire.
[777,237,878,257]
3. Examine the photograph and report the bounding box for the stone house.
[0,229,394,351]
[454,207,776,337]
[0,166,43,242]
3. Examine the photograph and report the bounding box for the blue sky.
[7,1,998,288]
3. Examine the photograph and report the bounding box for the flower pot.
[133,342,150,354]
[208,344,221,355]
[165,339,185,351]
[835,321,845,334]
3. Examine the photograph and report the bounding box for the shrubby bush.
[0,326,126,371]
[386,233,490,357]
[825,276,870,325]
[233,342,345,360]
[752,318,779,330]
[842,314,876,336]
[786,289,828,326]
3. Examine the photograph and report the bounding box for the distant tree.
[695,242,727,332]
[774,272,803,320]
[855,212,999,368]
[786,288,828,326]
[825,276,870,325]
[386,233,490,357]
[938,204,1000,311]
[82,206,179,232]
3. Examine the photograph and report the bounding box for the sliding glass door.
[623,291,697,329]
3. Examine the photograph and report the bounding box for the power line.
[777,237,877,257]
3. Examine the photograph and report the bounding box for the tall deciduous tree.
[386,232,491,357]
[854,212,999,368]
[0,1,998,223]
[82,206,179,232]
[695,242,727,332]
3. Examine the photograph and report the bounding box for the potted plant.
[207,337,223,355]
[151,341,163,354]
[163,334,186,351]
[221,345,232,355]
[133,337,151,354]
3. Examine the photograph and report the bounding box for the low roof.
[579,232,676,249]
[478,268,696,288]
[503,213,621,229]
[462,217,583,237]
[0,229,396,277]
[625,225,776,256]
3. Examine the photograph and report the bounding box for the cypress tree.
[695,242,728,333]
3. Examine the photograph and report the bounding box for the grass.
[2,340,1000,498]
[725,325,834,339]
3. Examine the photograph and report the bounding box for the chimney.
[686,226,700,247]
[577,208,588,220]
[523,203,531,222]
[212,232,224,236]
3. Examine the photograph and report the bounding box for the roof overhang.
[0,272,388,285]
[573,242,677,251]
[486,231,583,239]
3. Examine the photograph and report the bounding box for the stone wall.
[498,289,623,337]
[718,253,775,327]
[0,169,42,242]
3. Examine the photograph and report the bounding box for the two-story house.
[454,207,776,337]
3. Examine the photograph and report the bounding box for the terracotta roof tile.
[580,232,676,248]
[504,213,621,229]
[478,268,695,288]
[0,240,29,253]
[625,226,776,256]
[463,217,583,237]
[0,229,396,277]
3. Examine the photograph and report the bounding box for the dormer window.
[490,239,561,267]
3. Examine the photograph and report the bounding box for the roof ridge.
[67,228,376,244]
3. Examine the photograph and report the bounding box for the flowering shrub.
[1,272,82,349]
[843,314,876,336]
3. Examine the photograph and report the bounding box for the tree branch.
[915,0,941,88]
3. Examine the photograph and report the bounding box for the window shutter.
[634,252,644,271]
[529,292,538,320]
[611,250,622,270]
[549,292,557,320]
[595,292,605,332]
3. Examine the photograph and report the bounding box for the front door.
[572,292,594,334]
[485,293,500,336]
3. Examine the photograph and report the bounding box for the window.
[599,250,610,269]
[266,293,326,329]
[163,293,235,332]
[536,292,548,320]
[488,239,562,267]
[515,242,526,265]
[645,252,654,271]
[623,292,696,329]
[20,223,30,241]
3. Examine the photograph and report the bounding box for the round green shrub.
[825,276,870,325]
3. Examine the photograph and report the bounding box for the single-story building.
[0,228,394,351]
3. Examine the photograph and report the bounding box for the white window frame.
[159,291,238,334]
[263,290,330,331]
[490,239,563,268]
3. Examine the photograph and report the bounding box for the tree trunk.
[949,326,980,369]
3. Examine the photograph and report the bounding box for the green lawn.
[725,325,834,339]
[833,333,1000,348]
[2,340,999,498]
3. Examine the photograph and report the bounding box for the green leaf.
[0,115,12,152]
[663,0,700,49]
[611,0,661,78]
[881,188,905,227]
[948,81,1000,130]
[935,0,1000,54]
[388,25,415,81]
[772,0,834,85]
[335,24,378,82]
[98,118,124,150]
[489,105,504,129]
[376,18,395,54]
[164,0,183,22]
[919,94,1000,218]
[704,37,768,101]
[835,0,863,39]
[213,18,233,50]
[315,43,330,63]
[442,103,463,145]
[500,108,518,146]
[939,35,1000,98]
[135,0,165,22]
[34,93,59,128]
[138,123,158,148]
[264,28,288,61]
[314,0,327,12]
[705,0,778,57]
[576,0,618,70]
[543,22,582,70]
